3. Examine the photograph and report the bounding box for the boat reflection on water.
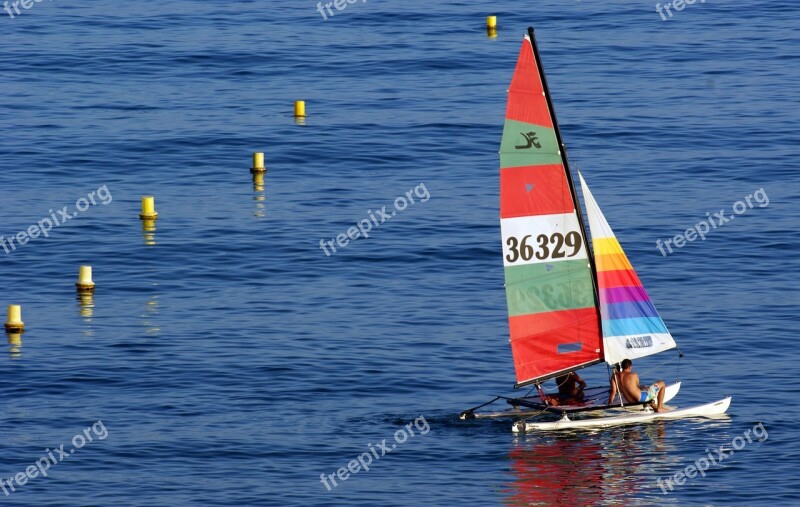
[504,424,676,506]
[504,435,607,506]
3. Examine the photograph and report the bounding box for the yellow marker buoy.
[486,15,497,29]
[139,196,158,220]
[294,100,306,118]
[76,265,96,293]
[5,304,24,333]
[251,152,266,174]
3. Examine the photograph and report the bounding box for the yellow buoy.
[76,265,96,293]
[486,15,497,29]
[294,100,306,118]
[139,196,158,220]
[251,152,266,174]
[5,304,24,333]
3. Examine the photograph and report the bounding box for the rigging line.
[519,405,552,424]
[638,353,681,380]
[461,390,543,417]
[538,373,576,394]
[459,396,503,415]
[678,347,728,398]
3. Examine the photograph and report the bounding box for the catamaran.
[460,28,731,432]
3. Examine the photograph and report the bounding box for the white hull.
[512,396,731,433]
[657,381,681,404]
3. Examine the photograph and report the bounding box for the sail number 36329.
[505,231,582,263]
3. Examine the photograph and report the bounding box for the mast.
[525,26,604,361]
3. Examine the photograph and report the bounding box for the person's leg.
[654,380,667,412]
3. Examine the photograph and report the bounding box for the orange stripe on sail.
[595,252,633,273]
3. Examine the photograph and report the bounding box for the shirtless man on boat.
[608,359,668,412]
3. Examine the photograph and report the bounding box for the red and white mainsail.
[500,31,602,387]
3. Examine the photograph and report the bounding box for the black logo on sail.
[625,336,653,349]
[515,132,542,150]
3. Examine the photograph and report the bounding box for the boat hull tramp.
[512,397,732,432]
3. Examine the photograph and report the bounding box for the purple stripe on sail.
[602,286,650,304]
[604,300,659,320]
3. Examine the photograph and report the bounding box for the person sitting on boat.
[608,359,668,412]
[555,371,586,404]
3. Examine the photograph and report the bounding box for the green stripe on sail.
[500,120,559,154]
[501,152,564,169]
[504,259,595,316]
[500,120,561,168]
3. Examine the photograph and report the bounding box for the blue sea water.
[0,0,798,505]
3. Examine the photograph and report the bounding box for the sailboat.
[460,28,731,431]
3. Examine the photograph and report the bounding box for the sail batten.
[501,34,602,386]
[578,173,677,364]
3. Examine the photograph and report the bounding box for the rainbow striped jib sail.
[500,31,676,387]
[578,173,677,365]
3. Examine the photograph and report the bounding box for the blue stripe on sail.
[604,300,659,320]
[602,317,668,337]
